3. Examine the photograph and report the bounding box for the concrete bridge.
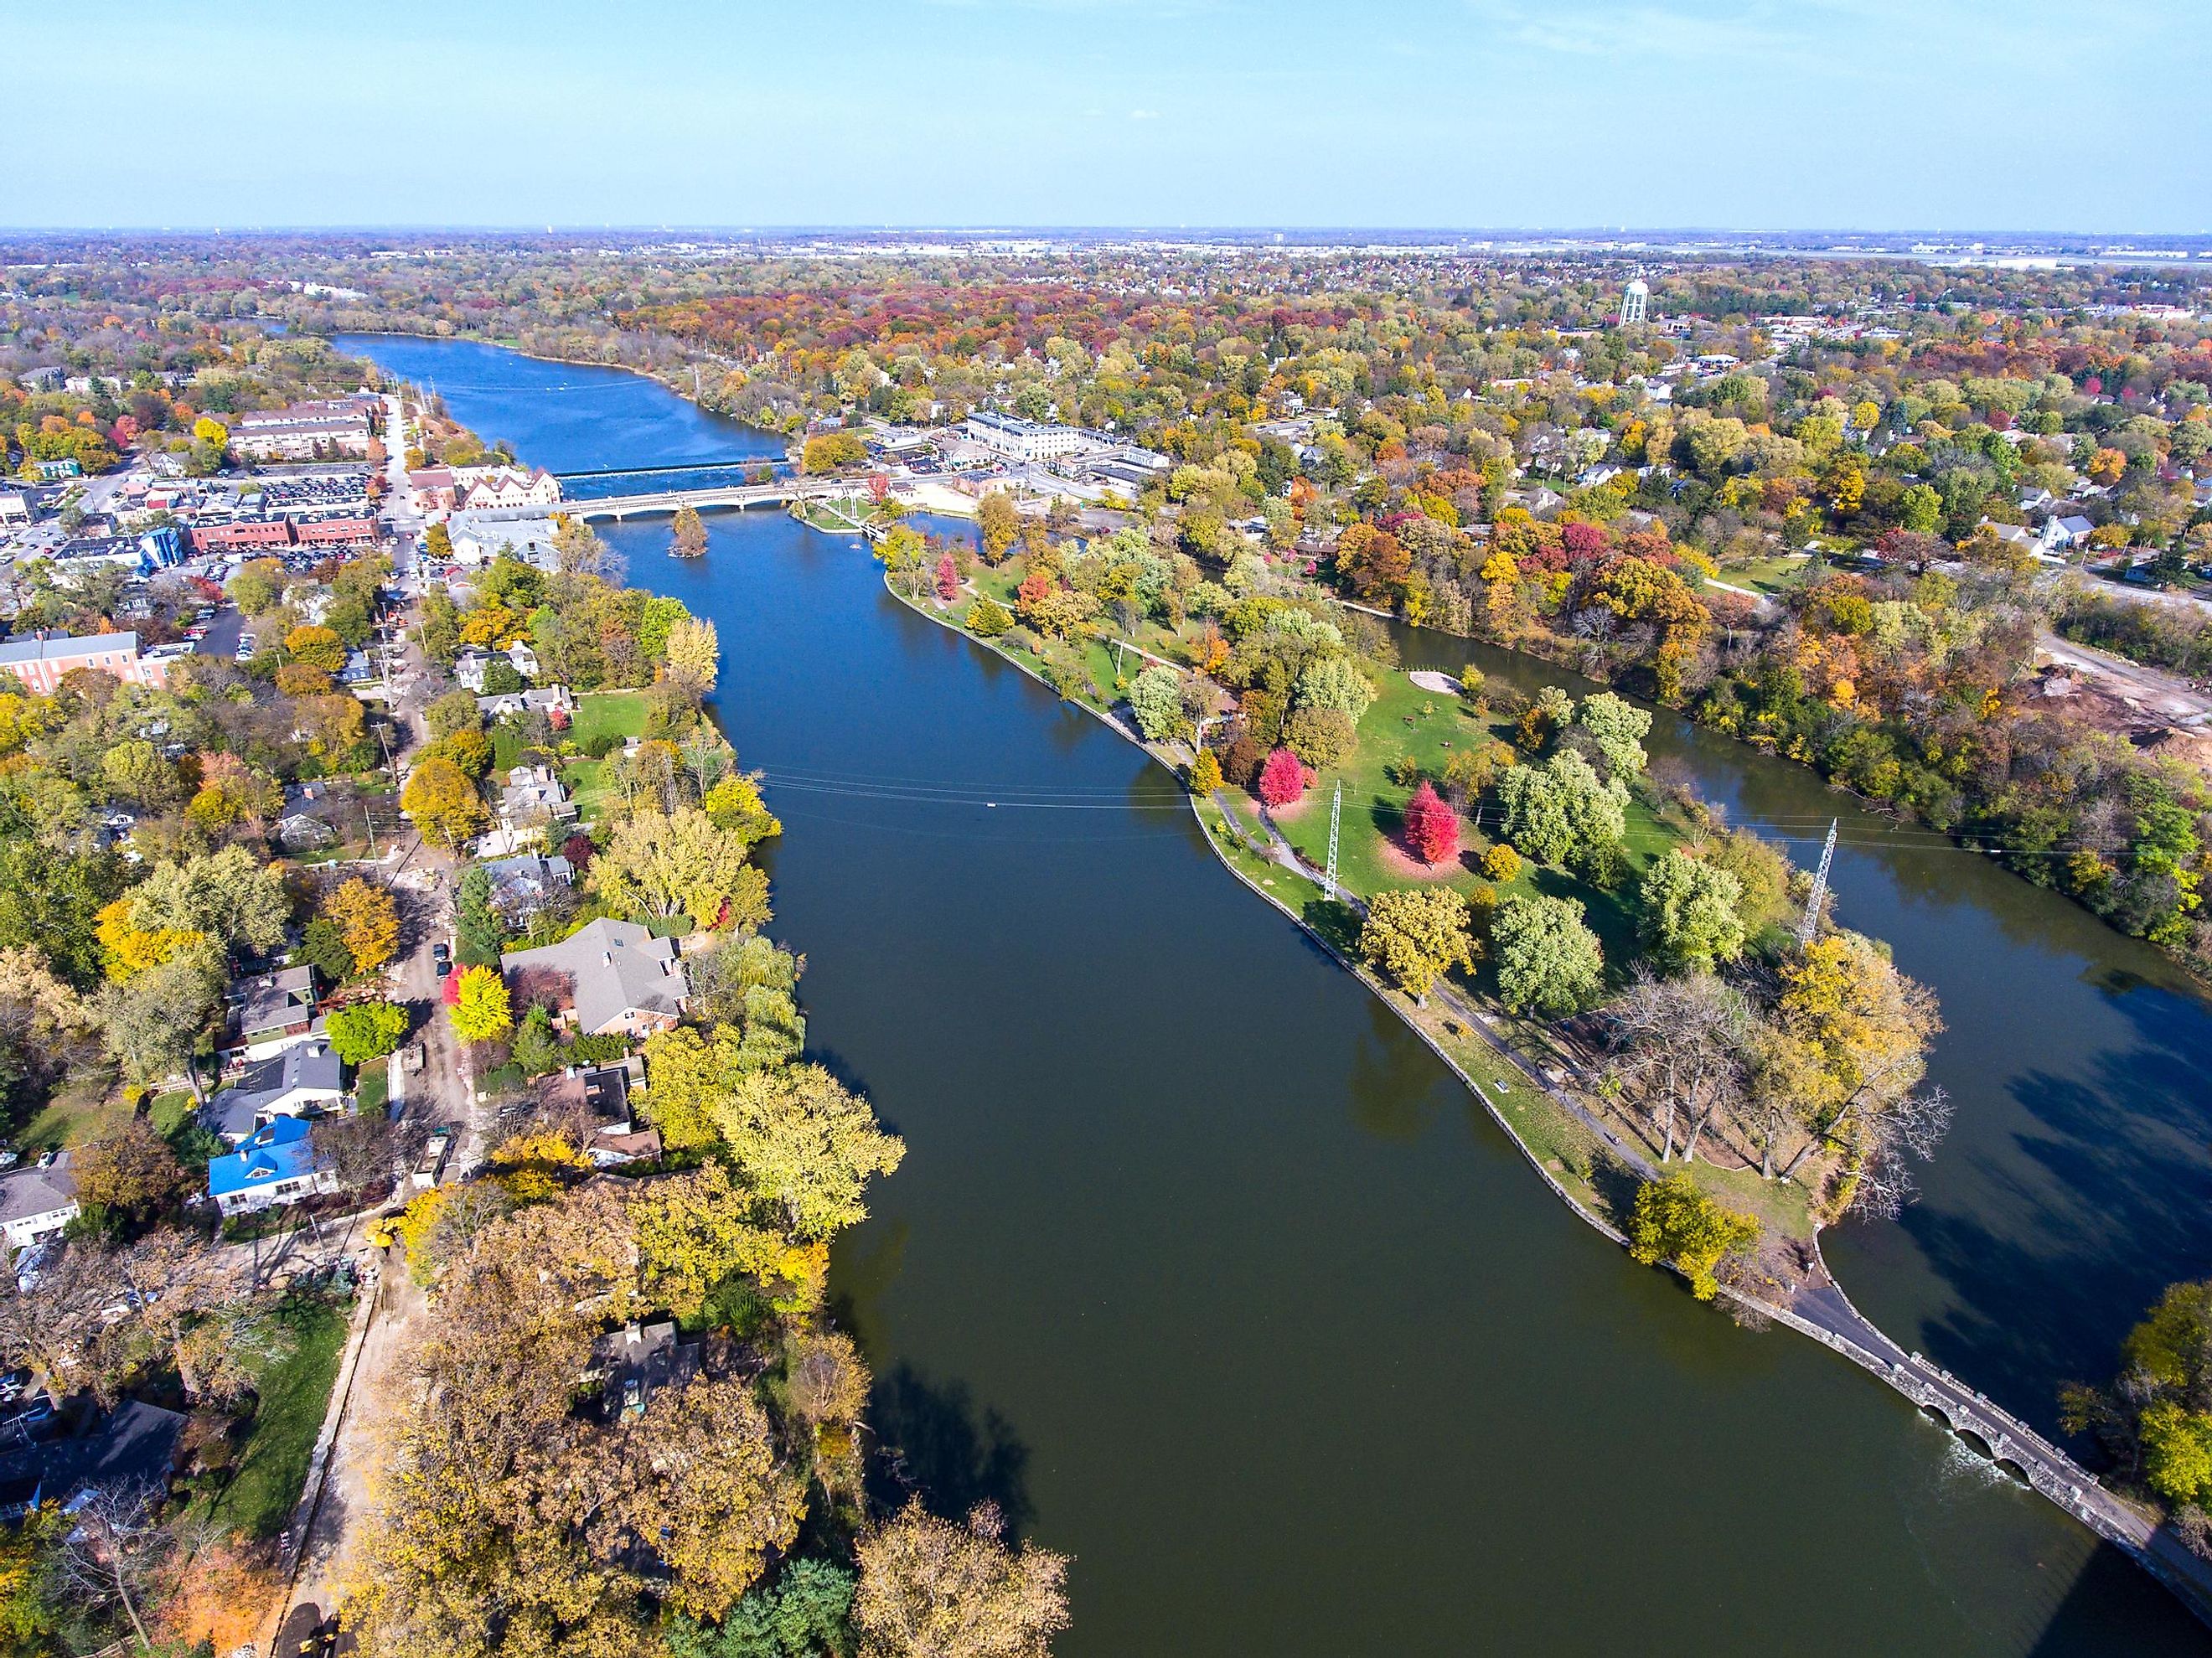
[560,477,850,522]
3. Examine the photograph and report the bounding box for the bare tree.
[1843,1085,1954,1220]
[0,1241,120,1407]
[1601,969,1754,1163]
[54,1480,165,1652]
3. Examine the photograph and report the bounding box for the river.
[339,333,2212,1655]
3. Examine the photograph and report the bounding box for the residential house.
[476,684,574,722]
[538,1056,658,1165]
[2044,514,2096,553]
[205,1037,346,1144]
[483,851,575,912]
[502,763,576,826]
[0,1158,79,1253]
[0,630,173,694]
[0,1401,185,1521]
[508,639,540,679]
[206,1118,340,1217]
[225,965,320,1057]
[587,1320,700,1420]
[501,918,689,1040]
[453,648,491,692]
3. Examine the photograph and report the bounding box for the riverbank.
[872,555,2212,1634]
[333,328,2212,1655]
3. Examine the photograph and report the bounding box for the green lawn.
[356,1066,389,1115]
[568,690,649,749]
[560,691,652,820]
[1260,669,1681,979]
[147,1090,196,1137]
[18,1068,133,1151]
[1713,553,1812,596]
[185,1294,349,1541]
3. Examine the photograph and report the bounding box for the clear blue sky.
[7,0,2204,232]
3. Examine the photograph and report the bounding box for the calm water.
[339,333,2212,1655]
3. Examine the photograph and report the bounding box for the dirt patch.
[1374,834,1460,881]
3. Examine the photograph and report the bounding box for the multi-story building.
[226,397,377,462]
[0,629,173,693]
[961,411,1092,463]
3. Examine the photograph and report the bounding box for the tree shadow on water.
[866,1363,1034,1531]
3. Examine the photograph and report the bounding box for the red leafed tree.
[1403,780,1460,865]
[1259,747,1308,809]
[935,553,959,601]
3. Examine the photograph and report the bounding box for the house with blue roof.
[206,1117,339,1218]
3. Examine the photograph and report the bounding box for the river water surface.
[341,334,2212,1655]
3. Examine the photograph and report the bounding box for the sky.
[5,0,2207,233]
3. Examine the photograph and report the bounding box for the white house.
[205,1037,347,1143]
[0,1158,79,1252]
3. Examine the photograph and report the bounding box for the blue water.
[337,330,2212,1658]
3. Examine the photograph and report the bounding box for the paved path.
[1217,784,2212,1623]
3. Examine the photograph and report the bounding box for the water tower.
[1618,278,1649,327]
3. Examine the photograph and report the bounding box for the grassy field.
[185,1293,349,1541]
[561,691,652,819]
[1259,666,1684,980]
[19,1067,133,1151]
[1713,553,1813,596]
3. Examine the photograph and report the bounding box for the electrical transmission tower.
[1326,781,1342,900]
[1797,818,1838,946]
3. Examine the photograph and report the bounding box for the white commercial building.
[961,411,1093,463]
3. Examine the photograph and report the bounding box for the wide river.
[343,335,2212,1655]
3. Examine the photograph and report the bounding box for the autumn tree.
[1359,887,1477,1006]
[671,503,709,559]
[401,755,488,851]
[712,1064,906,1241]
[1125,665,1189,742]
[324,876,401,976]
[665,616,721,692]
[1187,749,1223,795]
[283,623,346,674]
[853,1500,1071,1658]
[71,1121,192,1225]
[93,949,224,1102]
[1401,780,1460,865]
[1258,747,1306,809]
[1626,1171,1762,1300]
[977,493,1019,565]
[450,964,513,1043]
[594,806,769,932]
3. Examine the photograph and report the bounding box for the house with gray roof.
[225,964,320,1056]
[0,1158,78,1253]
[205,1037,346,1144]
[501,918,688,1040]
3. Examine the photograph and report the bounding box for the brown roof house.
[502,919,688,1041]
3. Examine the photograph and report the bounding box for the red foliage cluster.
[1258,747,1309,809]
[1402,780,1460,865]
[934,554,959,602]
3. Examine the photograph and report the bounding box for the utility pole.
[1797,818,1837,947]
[1326,780,1342,900]
[362,802,380,860]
